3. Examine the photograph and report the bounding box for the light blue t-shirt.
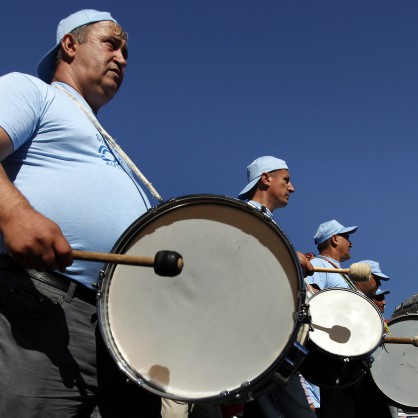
[246,200,274,219]
[303,377,320,408]
[0,72,151,288]
[306,255,351,290]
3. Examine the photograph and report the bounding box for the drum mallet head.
[72,249,184,276]
[154,251,184,277]
[348,262,371,282]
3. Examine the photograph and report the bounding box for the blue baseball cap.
[358,260,390,281]
[37,9,117,83]
[374,288,390,297]
[314,220,358,245]
[238,156,288,200]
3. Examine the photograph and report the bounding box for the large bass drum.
[97,195,308,403]
[370,313,418,411]
[300,288,384,388]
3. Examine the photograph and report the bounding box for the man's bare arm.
[0,127,72,271]
[297,251,314,278]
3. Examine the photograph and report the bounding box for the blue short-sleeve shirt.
[0,73,151,288]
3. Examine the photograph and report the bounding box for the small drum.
[300,288,384,388]
[97,195,309,403]
[370,314,418,411]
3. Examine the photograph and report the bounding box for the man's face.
[335,233,352,262]
[73,21,128,109]
[372,294,386,313]
[356,274,381,298]
[267,169,295,209]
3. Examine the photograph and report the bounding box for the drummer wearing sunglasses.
[306,225,392,418]
[354,260,390,298]
[305,220,358,293]
[372,288,390,314]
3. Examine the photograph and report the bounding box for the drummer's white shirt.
[0,73,150,288]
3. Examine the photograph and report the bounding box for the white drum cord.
[53,83,163,203]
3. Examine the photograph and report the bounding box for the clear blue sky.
[2,0,417,317]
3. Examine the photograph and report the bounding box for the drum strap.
[318,256,357,291]
[304,279,316,298]
[53,83,163,203]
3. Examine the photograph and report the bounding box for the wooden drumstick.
[383,336,418,347]
[312,262,371,282]
[72,250,184,277]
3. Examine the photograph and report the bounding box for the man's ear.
[60,33,78,59]
[260,172,270,186]
[330,235,339,247]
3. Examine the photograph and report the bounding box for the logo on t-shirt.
[98,145,116,162]
[96,134,123,170]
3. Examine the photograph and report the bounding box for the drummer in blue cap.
[355,260,390,298]
[237,156,293,213]
[0,9,161,417]
[237,156,316,418]
[306,219,358,291]
[191,156,317,418]
[238,155,314,277]
[372,288,390,314]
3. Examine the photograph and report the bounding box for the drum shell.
[369,314,418,411]
[300,338,371,388]
[392,293,418,318]
[300,288,384,388]
[96,194,307,403]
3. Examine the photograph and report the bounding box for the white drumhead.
[308,288,383,358]
[370,314,418,410]
[98,196,302,401]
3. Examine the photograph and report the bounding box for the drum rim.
[369,313,418,411]
[97,194,307,402]
[307,288,385,359]
[388,312,418,325]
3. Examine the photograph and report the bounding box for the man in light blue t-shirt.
[306,219,358,291]
[0,9,161,417]
[190,156,315,418]
[238,156,316,418]
[304,222,393,418]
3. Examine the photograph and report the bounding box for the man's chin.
[103,77,122,94]
[101,83,119,101]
